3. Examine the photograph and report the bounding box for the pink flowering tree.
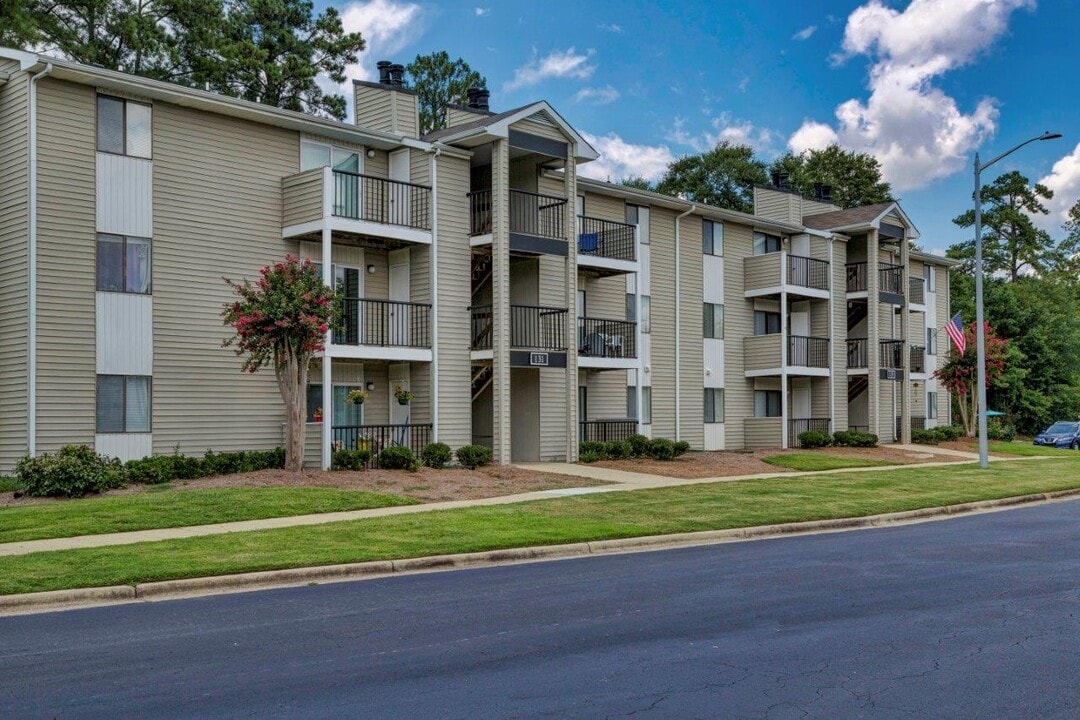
[933,321,1010,437]
[222,255,340,471]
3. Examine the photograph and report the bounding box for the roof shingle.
[801,202,895,231]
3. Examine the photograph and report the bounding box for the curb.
[4,487,1080,615]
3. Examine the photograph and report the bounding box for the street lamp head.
[1039,132,1063,141]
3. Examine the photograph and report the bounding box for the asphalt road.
[4,501,1080,719]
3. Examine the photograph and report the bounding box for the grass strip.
[0,488,417,544]
[761,453,895,472]
[2,457,1079,596]
[989,441,1077,457]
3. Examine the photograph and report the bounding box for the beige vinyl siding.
[281,169,324,226]
[679,218,704,449]
[752,187,799,225]
[538,254,568,460]
[433,152,473,449]
[810,377,830,420]
[744,334,781,371]
[512,116,569,144]
[744,253,781,291]
[830,240,848,432]
[580,192,627,223]
[152,98,298,455]
[391,91,419,137]
[0,62,30,468]
[354,84,395,134]
[409,147,431,186]
[935,264,951,422]
[744,417,782,448]
[723,222,756,449]
[366,148,388,178]
[801,198,838,217]
[584,370,627,420]
[648,207,677,439]
[446,106,486,129]
[579,273,624,319]
[35,79,97,452]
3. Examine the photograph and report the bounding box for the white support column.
[490,140,512,464]
[899,236,912,444]
[564,155,579,461]
[828,237,836,434]
[320,167,334,470]
[634,226,644,434]
[780,283,789,450]
[866,230,880,439]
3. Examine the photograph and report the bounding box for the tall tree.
[405,51,486,135]
[654,141,768,214]
[933,321,1014,437]
[949,171,1059,281]
[770,145,893,209]
[0,0,39,47]
[619,176,653,192]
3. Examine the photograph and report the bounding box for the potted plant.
[394,386,413,406]
[313,406,323,422]
[345,389,367,405]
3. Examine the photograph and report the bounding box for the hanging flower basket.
[345,389,367,405]
[394,387,413,405]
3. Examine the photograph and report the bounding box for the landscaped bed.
[586,446,967,479]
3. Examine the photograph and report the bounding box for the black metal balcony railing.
[909,276,926,305]
[580,420,638,442]
[895,416,927,437]
[577,215,636,261]
[332,170,431,230]
[788,336,830,368]
[578,317,636,358]
[787,255,830,290]
[790,418,831,447]
[846,262,867,292]
[880,339,905,369]
[466,189,568,240]
[469,304,568,351]
[468,189,493,235]
[847,338,868,369]
[910,344,926,373]
[337,298,431,348]
[879,262,904,295]
[332,423,432,467]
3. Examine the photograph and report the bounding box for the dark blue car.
[1033,421,1080,449]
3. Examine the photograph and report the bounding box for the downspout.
[27,62,53,457]
[427,145,441,441]
[673,203,696,441]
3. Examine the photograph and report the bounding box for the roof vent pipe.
[389,64,406,86]
[377,60,392,85]
[771,170,789,190]
[474,88,490,111]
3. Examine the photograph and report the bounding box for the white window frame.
[96,95,153,159]
[704,388,725,423]
[703,219,724,256]
[927,392,938,420]
[924,264,936,292]
[96,374,152,433]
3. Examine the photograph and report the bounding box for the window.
[927,327,937,355]
[97,234,151,294]
[754,390,782,418]
[96,96,152,158]
[924,264,936,292]
[704,388,725,423]
[754,310,781,335]
[753,231,781,255]
[306,385,365,424]
[640,295,651,333]
[626,204,647,244]
[96,375,151,433]
[703,220,723,255]
[300,140,361,173]
[627,386,652,424]
[703,303,724,339]
[625,293,636,322]
[927,392,938,420]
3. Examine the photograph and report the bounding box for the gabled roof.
[423,100,599,162]
[801,200,921,239]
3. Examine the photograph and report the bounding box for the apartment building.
[0,48,955,472]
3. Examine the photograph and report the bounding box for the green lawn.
[3,456,1080,596]
[761,453,896,472]
[0,487,417,544]
[990,441,1078,457]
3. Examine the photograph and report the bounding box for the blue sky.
[321,0,1080,255]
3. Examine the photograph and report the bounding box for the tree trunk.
[277,344,310,473]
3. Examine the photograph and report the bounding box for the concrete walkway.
[0,450,1042,558]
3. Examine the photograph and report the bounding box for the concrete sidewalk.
[0,451,1041,558]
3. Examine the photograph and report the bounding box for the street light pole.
[971,131,1062,469]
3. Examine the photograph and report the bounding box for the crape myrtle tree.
[222,255,340,471]
[933,322,1014,437]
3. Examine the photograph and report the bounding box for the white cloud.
[578,132,674,183]
[474,7,489,16]
[1035,142,1080,232]
[667,113,776,154]
[574,85,620,104]
[736,76,750,92]
[504,48,596,91]
[597,23,623,33]
[337,0,425,83]
[793,25,817,41]
[788,0,1035,191]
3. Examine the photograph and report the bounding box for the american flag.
[945,312,966,355]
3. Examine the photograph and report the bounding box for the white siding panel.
[96,153,153,236]
[96,432,153,462]
[704,339,724,388]
[96,292,153,375]
[703,255,724,303]
[704,422,725,450]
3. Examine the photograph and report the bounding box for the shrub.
[378,445,418,471]
[420,442,452,469]
[987,421,1016,442]
[331,448,372,471]
[456,444,493,470]
[934,425,965,441]
[797,430,833,449]
[911,428,940,445]
[124,455,176,485]
[647,438,676,461]
[16,445,125,498]
[579,449,603,464]
[201,448,285,476]
[579,441,606,458]
[627,434,650,458]
[672,440,691,457]
[602,440,632,459]
[833,430,879,448]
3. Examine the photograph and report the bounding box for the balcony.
[847,338,868,369]
[580,419,638,442]
[745,334,829,376]
[788,336,830,368]
[745,253,830,297]
[789,418,832,447]
[331,298,432,362]
[578,316,637,369]
[909,276,926,306]
[470,304,568,351]
[332,424,433,466]
[577,215,637,274]
[282,167,432,245]
[880,339,905,369]
[467,189,569,255]
[845,262,904,303]
[910,344,926,374]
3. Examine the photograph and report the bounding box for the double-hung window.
[754,310,781,335]
[927,327,937,355]
[703,220,723,255]
[924,264,936,292]
[753,231,781,255]
[97,234,151,294]
[704,388,725,423]
[927,392,938,420]
[626,204,648,244]
[627,386,652,424]
[96,375,151,433]
[703,303,724,339]
[97,96,152,158]
[754,390,782,418]
[306,385,365,425]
